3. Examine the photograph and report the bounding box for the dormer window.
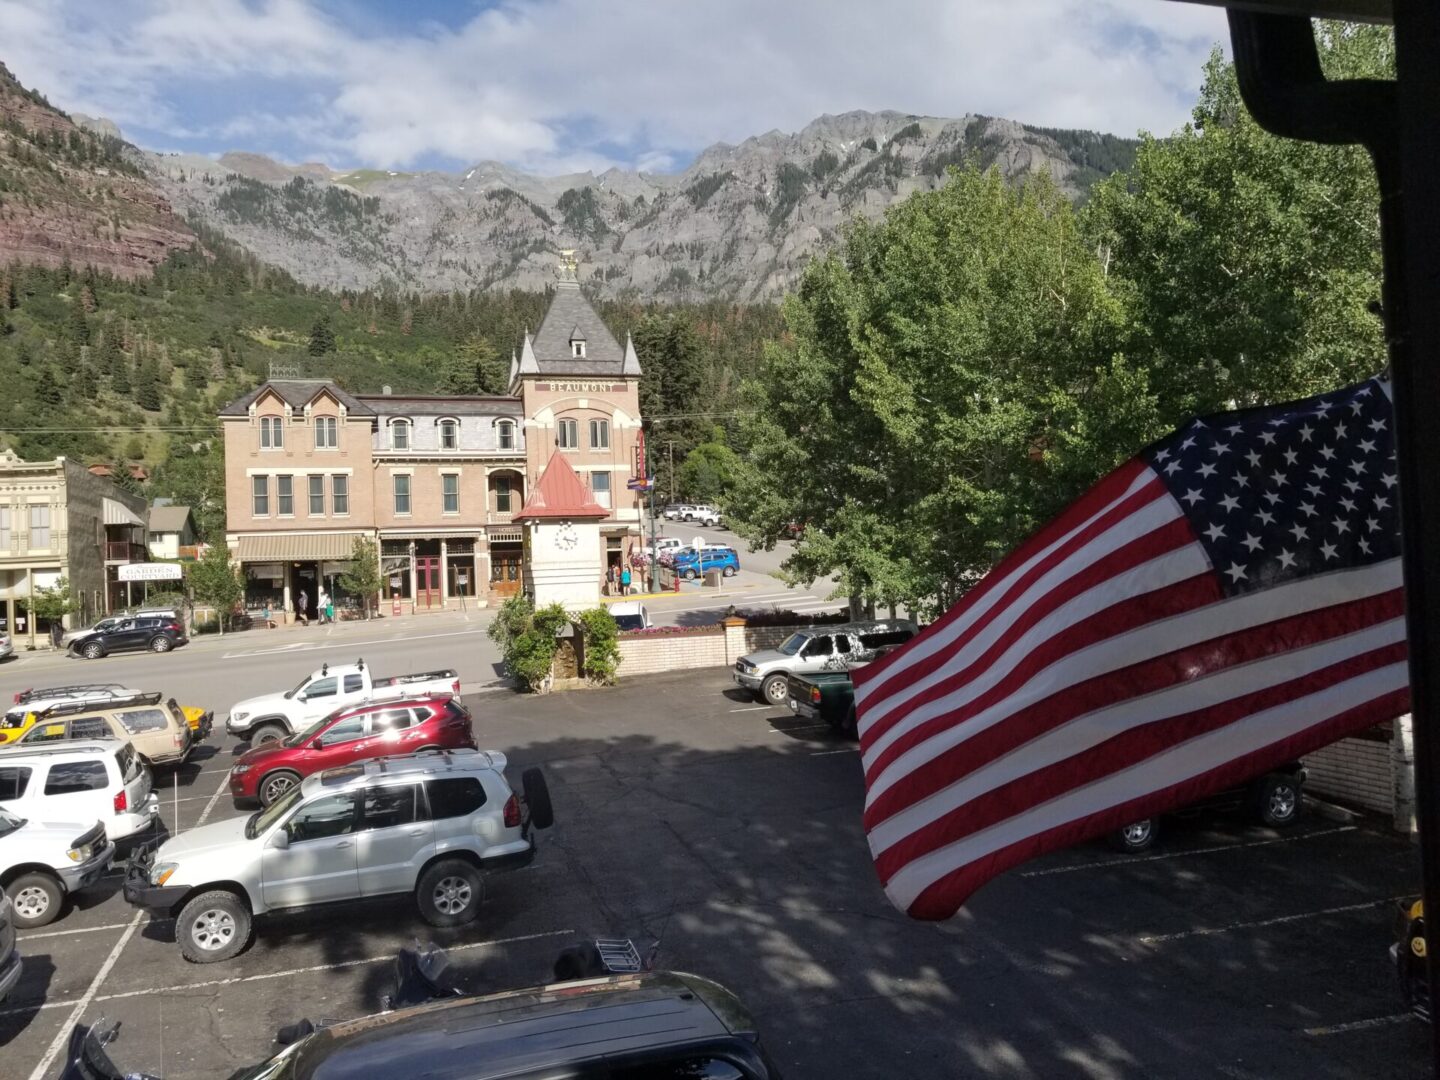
[390,419,411,450]
[439,419,459,450]
[497,420,516,451]
[260,416,284,449]
[571,340,586,358]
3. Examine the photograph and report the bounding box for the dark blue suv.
[672,546,740,580]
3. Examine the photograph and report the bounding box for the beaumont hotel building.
[219,264,646,618]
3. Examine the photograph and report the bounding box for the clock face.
[554,524,579,551]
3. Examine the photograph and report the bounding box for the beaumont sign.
[117,563,183,583]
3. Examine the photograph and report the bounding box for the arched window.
[557,418,579,449]
[390,419,411,450]
[314,416,338,449]
[589,419,609,450]
[259,416,283,449]
[496,420,515,450]
[438,418,459,451]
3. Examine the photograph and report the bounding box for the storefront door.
[417,556,441,609]
[490,546,522,598]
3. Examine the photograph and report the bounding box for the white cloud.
[0,0,1229,173]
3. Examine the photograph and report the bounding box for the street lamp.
[408,541,416,615]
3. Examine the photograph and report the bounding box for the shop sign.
[118,563,183,582]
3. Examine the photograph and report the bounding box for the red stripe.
[856,458,1155,698]
[860,512,1196,755]
[898,685,1410,920]
[872,634,1405,885]
[862,564,1221,789]
[863,587,1405,831]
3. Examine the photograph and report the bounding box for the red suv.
[227,695,477,807]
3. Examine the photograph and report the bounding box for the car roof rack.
[0,740,124,758]
[13,683,131,705]
[37,691,164,718]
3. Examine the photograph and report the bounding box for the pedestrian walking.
[317,587,330,625]
[326,596,335,624]
[620,566,632,595]
[296,589,309,627]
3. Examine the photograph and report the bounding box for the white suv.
[124,749,554,963]
[0,806,114,927]
[0,742,159,842]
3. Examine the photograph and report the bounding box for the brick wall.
[1303,725,1395,816]
[617,629,727,677]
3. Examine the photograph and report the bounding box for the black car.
[1110,764,1307,852]
[61,955,783,1080]
[68,616,187,660]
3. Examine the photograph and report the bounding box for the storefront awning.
[236,533,366,562]
[103,498,144,527]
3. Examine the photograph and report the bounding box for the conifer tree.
[69,301,89,345]
[134,358,162,411]
[307,315,335,355]
[111,355,131,396]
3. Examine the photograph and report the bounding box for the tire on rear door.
[522,767,554,829]
[416,858,483,928]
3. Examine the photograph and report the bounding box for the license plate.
[789,699,798,711]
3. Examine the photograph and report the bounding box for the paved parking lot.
[0,669,1429,1079]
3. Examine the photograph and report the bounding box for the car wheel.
[416,859,483,928]
[249,722,287,748]
[149,635,173,653]
[177,890,252,963]
[9,871,63,928]
[522,767,554,830]
[761,674,789,707]
[841,703,859,739]
[683,568,697,581]
[259,770,301,807]
[722,565,736,577]
[1255,775,1303,827]
[1109,820,1157,853]
[82,641,104,660]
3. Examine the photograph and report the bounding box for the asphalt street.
[0,669,1428,1079]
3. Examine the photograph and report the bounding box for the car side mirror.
[312,737,325,749]
[269,830,290,850]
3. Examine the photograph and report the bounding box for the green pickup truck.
[786,670,860,736]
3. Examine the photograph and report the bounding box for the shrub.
[576,607,621,684]
[488,596,570,692]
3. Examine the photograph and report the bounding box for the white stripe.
[858,468,1160,708]
[882,660,1407,911]
[868,617,1405,852]
[863,542,1208,786]
[864,557,1402,801]
[858,492,1185,737]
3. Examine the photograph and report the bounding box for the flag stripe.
[863,556,1403,802]
[856,461,1160,707]
[862,586,1404,832]
[871,622,1405,881]
[860,505,1194,749]
[885,662,1409,914]
[900,683,1410,919]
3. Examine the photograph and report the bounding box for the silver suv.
[123,749,553,963]
[733,619,919,705]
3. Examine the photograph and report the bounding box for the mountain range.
[2,62,1138,299]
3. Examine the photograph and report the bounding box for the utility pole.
[647,432,660,593]
[668,441,675,502]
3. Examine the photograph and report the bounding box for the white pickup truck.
[225,660,461,746]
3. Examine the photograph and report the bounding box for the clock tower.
[513,451,610,609]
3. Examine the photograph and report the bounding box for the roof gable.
[514,452,608,521]
[529,282,625,375]
[219,380,374,418]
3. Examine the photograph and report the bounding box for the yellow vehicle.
[1,684,212,744]
[178,705,214,740]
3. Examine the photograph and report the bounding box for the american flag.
[853,376,1409,920]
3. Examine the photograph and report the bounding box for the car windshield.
[0,808,24,838]
[285,714,335,747]
[283,674,313,700]
[613,614,645,631]
[247,785,304,839]
[777,633,808,656]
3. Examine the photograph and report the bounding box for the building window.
[0,508,9,549]
[308,475,325,516]
[276,475,294,516]
[314,416,338,449]
[495,476,512,513]
[28,505,50,549]
[439,419,458,450]
[391,419,410,450]
[589,419,610,450]
[442,474,459,514]
[332,475,349,516]
[393,474,411,515]
[260,416,284,449]
[252,476,269,517]
[557,418,578,449]
[571,339,586,358]
[497,420,515,450]
[591,471,611,509]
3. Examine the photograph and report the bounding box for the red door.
[417,557,441,609]
[307,714,372,771]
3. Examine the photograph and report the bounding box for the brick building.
[218,256,647,618]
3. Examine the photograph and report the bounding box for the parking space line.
[1137,897,1394,945]
[1018,826,1359,878]
[1304,1013,1417,1036]
[26,910,144,1080]
[0,928,573,1020]
[729,706,771,713]
[194,769,232,827]
[810,747,858,756]
[19,919,163,941]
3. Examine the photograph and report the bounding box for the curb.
[1307,794,1365,825]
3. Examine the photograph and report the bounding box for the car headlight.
[66,843,92,863]
[150,861,179,886]
[231,711,249,723]
[231,764,251,775]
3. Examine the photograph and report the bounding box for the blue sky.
[0,0,1229,176]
